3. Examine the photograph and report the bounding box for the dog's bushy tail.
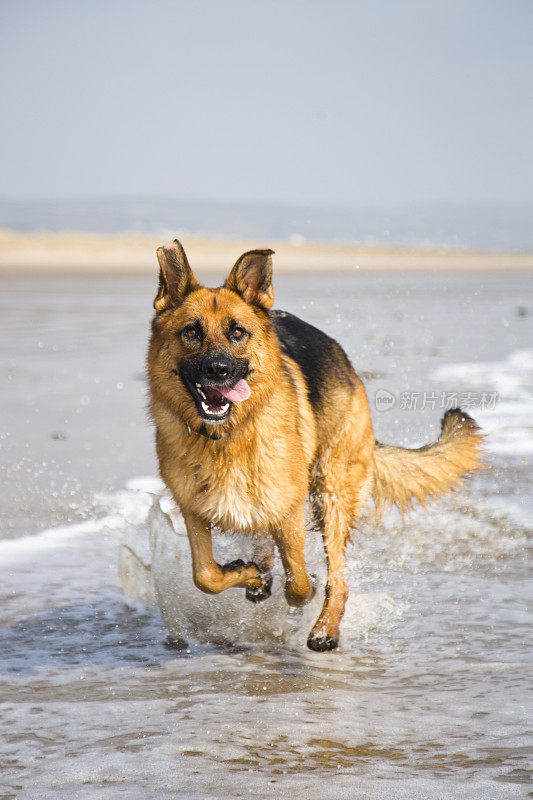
[371,409,484,516]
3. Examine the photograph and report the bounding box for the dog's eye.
[182,325,200,341]
[231,326,245,340]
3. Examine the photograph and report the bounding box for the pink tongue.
[217,379,251,403]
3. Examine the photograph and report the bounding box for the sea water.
[0,271,531,798]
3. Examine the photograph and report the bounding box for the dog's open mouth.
[196,384,231,418]
[187,378,251,423]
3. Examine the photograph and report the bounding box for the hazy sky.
[1,0,532,206]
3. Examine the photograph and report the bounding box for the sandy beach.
[1,229,532,273]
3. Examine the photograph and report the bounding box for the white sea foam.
[124,475,166,494]
[432,348,533,455]
[476,401,533,455]
[0,516,121,566]
[432,348,533,401]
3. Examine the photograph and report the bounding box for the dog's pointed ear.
[224,249,274,310]
[154,239,200,312]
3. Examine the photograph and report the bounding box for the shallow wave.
[431,348,533,455]
[1,474,528,653]
[431,348,533,401]
[116,481,530,650]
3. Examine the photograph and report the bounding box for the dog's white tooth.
[200,396,229,417]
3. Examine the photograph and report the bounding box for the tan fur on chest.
[187,453,280,531]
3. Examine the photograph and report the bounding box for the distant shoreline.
[1,229,532,274]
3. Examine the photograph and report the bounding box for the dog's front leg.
[273,508,315,607]
[183,511,263,595]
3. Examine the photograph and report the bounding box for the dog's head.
[148,240,280,431]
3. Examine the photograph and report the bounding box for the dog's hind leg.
[308,459,372,652]
[307,495,349,651]
[183,512,265,595]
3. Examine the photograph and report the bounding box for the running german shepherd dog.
[147,240,483,651]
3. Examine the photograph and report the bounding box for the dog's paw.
[306,633,339,652]
[245,572,273,603]
[221,559,248,573]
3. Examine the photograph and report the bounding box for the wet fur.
[147,241,484,651]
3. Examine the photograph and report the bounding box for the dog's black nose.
[202,353,233,382]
